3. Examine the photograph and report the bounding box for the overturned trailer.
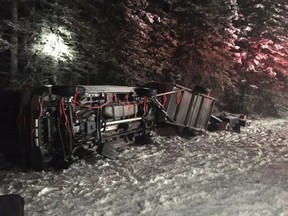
[0,83,250,171]
[149,83,215,133]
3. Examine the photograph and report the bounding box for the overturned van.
[17,85,157,170]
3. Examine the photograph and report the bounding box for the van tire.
[52,86,85,97]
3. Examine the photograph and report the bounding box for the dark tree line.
[1,0,288,115]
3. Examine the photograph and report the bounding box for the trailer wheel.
[193,86,210,95]
[50,155,71,170]
[52,86,85,97]
[135,87,157,97]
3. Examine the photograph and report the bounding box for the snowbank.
[1,118,288,216]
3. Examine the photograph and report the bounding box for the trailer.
[148,83,215,133]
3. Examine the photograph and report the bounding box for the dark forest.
[1,0,288,116]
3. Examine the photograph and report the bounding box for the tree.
[0,0,287,115]
[229,0,288,87]
[219,0,288,115]
[10,0,18,83]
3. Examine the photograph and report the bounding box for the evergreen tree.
[0,0,288,115]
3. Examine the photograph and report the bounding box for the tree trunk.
[10,0,18,84]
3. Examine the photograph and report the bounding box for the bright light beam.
[33,30,74,61]
[43,33,70,58]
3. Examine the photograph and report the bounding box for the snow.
[1,118,288,215]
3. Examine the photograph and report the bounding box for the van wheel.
[52,86,85,97]
[30,146,48,171]
[135,134,153,144]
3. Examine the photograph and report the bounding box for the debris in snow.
[38,188,58,196]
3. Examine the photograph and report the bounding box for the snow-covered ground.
[1,118,288,216]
